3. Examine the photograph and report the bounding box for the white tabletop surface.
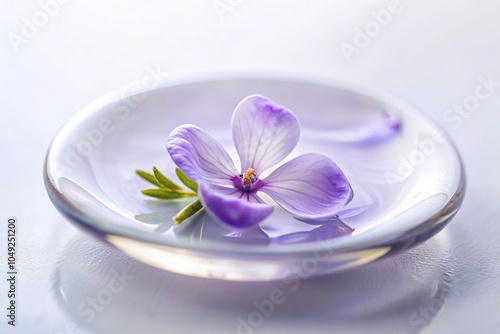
[2,1,500,333]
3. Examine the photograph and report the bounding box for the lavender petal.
[198,181,274,229]
[261,153,353,221]
[166,125,238,185]
[231,95,300,174]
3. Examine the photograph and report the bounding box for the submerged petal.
[261,153,353,221]
[198,181,274,228]
[167,125,238,185]
[232,95,300,173]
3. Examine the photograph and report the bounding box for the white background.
[1,1,500,333]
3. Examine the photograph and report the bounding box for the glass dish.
[44,72,465,281]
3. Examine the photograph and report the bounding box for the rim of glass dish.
[44,70,467,256]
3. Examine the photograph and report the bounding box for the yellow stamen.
[243,168,255,185]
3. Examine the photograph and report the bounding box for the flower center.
[232,168,263,193]
[240,168,257,185]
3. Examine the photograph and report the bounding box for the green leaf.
[153,166,182,191]
[136,170,164,188]
[175,168,198,192]
[141,189,197,199]
[174,199,203,225]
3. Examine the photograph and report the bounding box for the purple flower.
[166,95,353,228]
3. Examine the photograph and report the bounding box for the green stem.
[173,199,203,225]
